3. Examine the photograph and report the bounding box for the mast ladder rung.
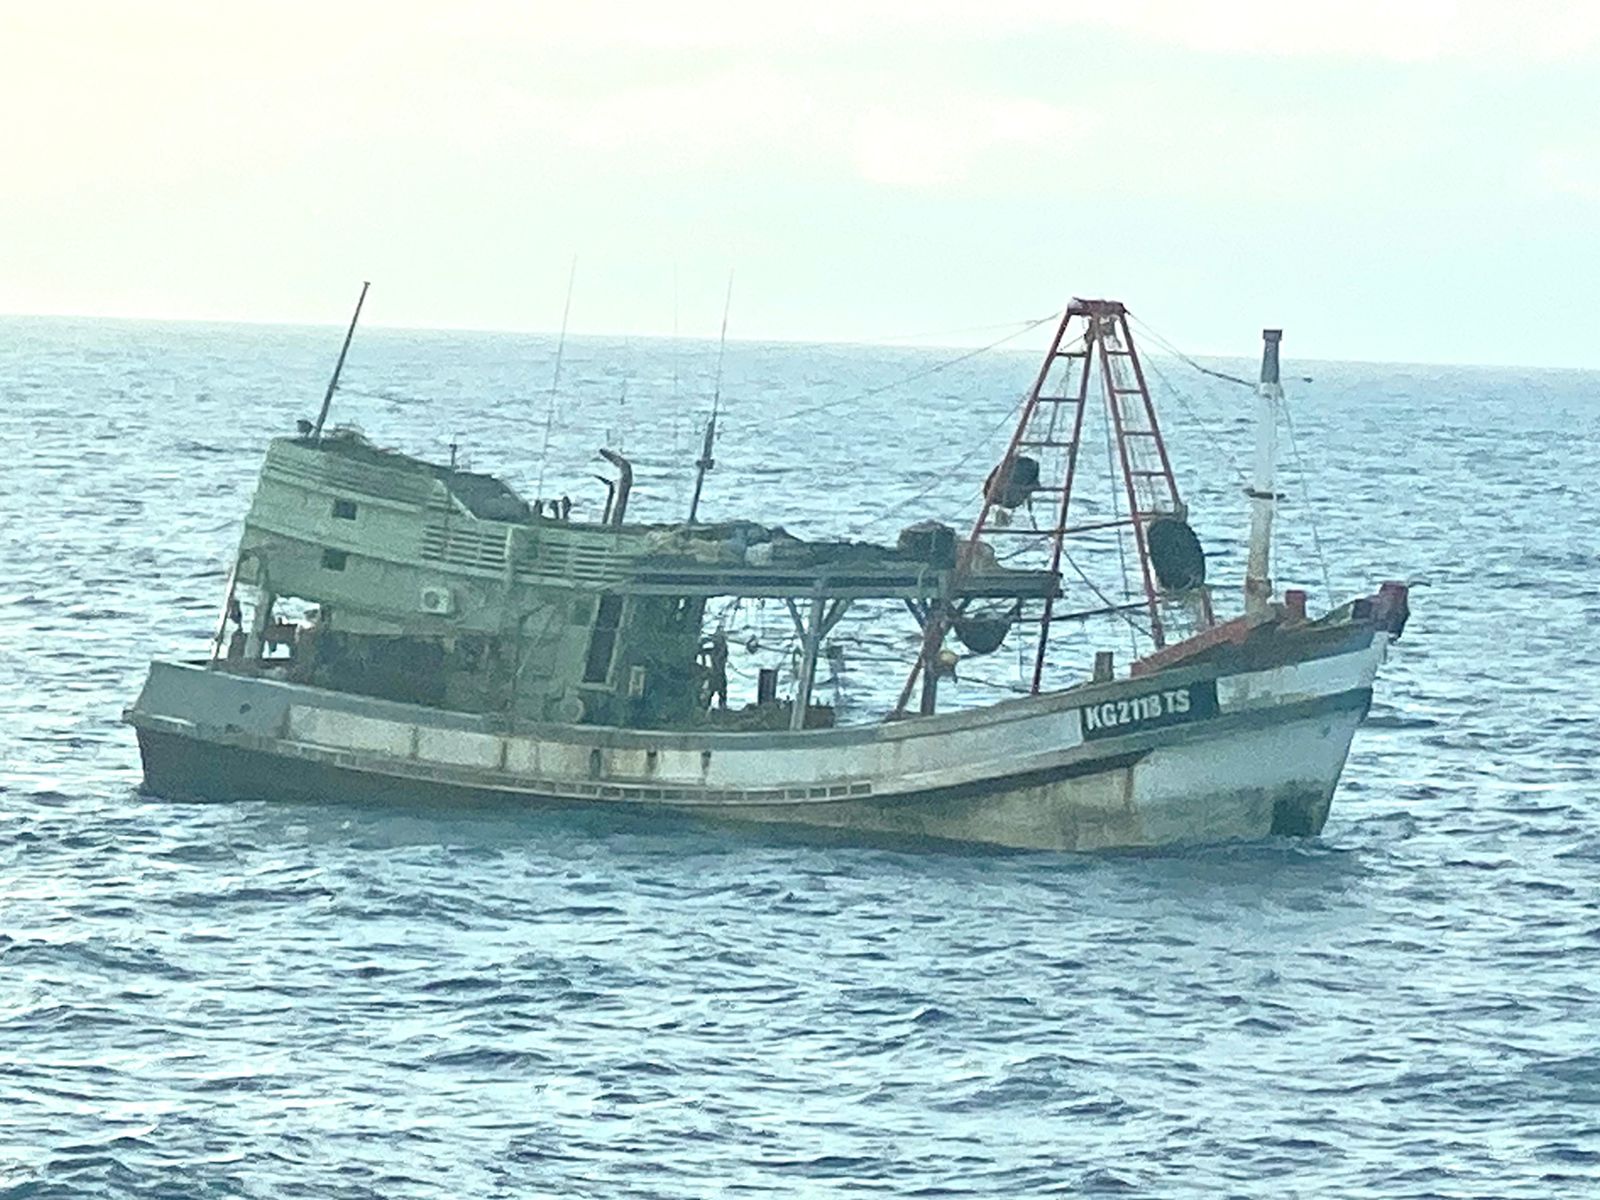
[929,301,1198,712]
[1062,516,1140,532]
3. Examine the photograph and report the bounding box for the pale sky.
[4,1,1599,365]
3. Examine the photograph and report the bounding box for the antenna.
[311,280,370,442]
[672,264,685,500]
[534,257,578,502]
[614,377,628,452]
[687,271,733,524]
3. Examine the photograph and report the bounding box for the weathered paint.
[233,437,1060,728]
[127,630,1387,851]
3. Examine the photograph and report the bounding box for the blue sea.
[2,315,1598,1197]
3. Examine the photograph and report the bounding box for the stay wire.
[333,384,436,406]
[1127,312,1256,389]
[1098,383,1140,660]
[844,325,1083,537]
[1100,384,1133,602]
[338,314,1054,418]
[773,311,1061,426]
[1138,352,1251,490]
[1281,399,1337,607]
[1132,309,1337,606]
[849,394,1028,536]
[1062,551,1152,641]
[869,315,1076,344]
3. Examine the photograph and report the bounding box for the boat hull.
[127,623,1387,852]
[136,702,1357,850]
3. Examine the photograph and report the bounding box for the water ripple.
[2,319,1598,1197]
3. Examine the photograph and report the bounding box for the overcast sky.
[4,2,1599,365]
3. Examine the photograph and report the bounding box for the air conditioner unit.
[419,585,456,615]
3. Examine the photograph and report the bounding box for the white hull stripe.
[135,684,1371,811]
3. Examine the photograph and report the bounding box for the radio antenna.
[687,271,733,524]
[311,280,370,442]
[535,256,578,502]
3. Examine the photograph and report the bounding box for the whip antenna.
[311,280,370,442]
[687,270,733,524]
[535,256,578,501]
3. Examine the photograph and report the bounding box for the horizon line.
[1,306,1595,374]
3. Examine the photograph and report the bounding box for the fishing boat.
[125,296,1409,851]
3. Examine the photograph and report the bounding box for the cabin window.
[583,594,625,683]
[321,548,348,571]
[332,499,358,520]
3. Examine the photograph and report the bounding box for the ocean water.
[2,315,1598,1197]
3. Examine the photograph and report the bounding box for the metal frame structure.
[895,298,1210,714]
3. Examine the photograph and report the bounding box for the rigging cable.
[333,384,433,406]
[848,395,1026,537]
[847,327,1084,537]
[773,311,1061,426]
[1062,551,1153,642]
[1127,311,1257,389]
[1138,352,1251,490]
[1129,309,1338,608]
[866,315,1076,344]
[1099,382,1140,660]
[335,310,1060,497]
[1281,398,1337,607]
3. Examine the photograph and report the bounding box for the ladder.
[894,299,1211,713]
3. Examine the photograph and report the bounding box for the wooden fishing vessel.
[125,297,1409,851]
